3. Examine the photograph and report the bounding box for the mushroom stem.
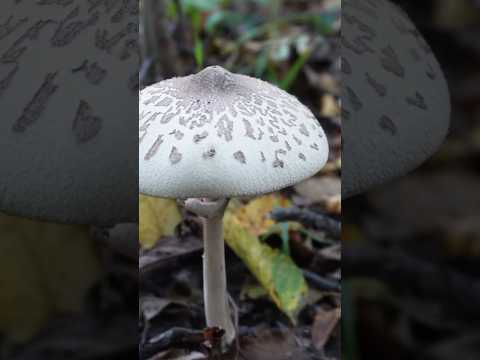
[184,198,235,348]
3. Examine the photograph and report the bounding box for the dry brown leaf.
[294,175,341,206]
[311,307,341,351]
[325,194,341,215]
[240,328,310,360]
[320,94,341,118]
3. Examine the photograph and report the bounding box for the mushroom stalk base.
[184,198,235,348]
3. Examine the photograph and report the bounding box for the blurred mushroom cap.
[342,0,450,197]
[0,1,138,225]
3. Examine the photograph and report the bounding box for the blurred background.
[0,1,138,359]
[0,219,138,359]
[343,1,480,359]
[139,0,342,359]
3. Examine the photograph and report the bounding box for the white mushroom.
[342,0,451,197]
[139,65,329,347]
[0,1,138,225]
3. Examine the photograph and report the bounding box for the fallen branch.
[303,270,341,292]
[270,207,341,238]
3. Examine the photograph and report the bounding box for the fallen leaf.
[224,195,308,322]
[320,94,341,118]
[240,280,268,301]
[305,65,340,94]
[140,236,202,273]
[311,307,341,351]
[232,195,290,237]
[325,194,341,215]
[0,213,101,343]
[294,175,341,205]
[319,244,341,262]
[321,158,341,174]
[239,328,311,360]
[140,295,172,322]
[154,350,206,360]
[139,195,182,249]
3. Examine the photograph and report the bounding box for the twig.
[270,207,341,238]
[303,269,341,292]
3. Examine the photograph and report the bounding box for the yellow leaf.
[224,195,308,322]
[233,195,291,236]
[240,280,268,301]
[0,213,101,343]
[139,195,182,249]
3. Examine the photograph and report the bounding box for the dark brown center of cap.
[194,66,235,92]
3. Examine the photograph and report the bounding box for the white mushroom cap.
[0,2,138,225]
[139,66,329,199]
[342,0,450,197]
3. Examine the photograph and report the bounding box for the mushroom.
[139,65,329,346]
[342,0,450,197]
[0,1,138,225]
